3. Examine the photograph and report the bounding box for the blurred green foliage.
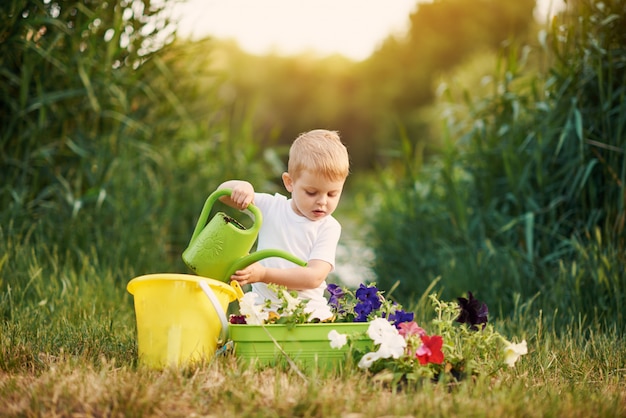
[199,0,537,169]
[371,0,626,333]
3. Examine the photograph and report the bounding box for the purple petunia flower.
[456,291,489,330]
[355,284,382,310]
[389,309,415,328]
[354,301,373,322]
[326,283,346,309]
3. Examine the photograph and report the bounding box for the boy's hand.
[231,262,266,286]
[229,182,255,210]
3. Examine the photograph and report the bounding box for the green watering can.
[182,189,307,282]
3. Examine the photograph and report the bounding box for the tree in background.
[189,0,538,170]
[358,0,536,166]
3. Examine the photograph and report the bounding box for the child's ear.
[282,172,293,192]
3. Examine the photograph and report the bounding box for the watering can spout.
[225,249,307,279]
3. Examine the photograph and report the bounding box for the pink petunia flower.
[398,321,426,338]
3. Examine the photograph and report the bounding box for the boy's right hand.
[228,181,255,210]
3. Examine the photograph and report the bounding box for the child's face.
[282,170,345,221]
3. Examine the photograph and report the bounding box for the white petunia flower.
[358,351,381,369]
[367,318,398,345]
[365,318,407,360]
[239,292,269,325]
[278,289,302,316]
[328,330,348,349]
[306,301,334,322]
[377,333,407,359]
[503,339,528,367]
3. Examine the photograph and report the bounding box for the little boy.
[217,129,350,320]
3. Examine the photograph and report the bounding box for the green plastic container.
[229,323,372,371]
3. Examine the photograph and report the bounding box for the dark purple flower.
[456,291,488,330]
[326,283,345,308]
[389,309,415,328]
[354,301,373,322]
[229,314,247,324]
[355,284,382,310]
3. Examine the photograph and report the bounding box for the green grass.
[0,328,624,417]
[0,227,624,417]
[1,1,624,415]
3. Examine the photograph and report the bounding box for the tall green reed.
[0,1,279,373]
[1,1,279,280]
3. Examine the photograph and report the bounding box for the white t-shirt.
[250,192,341,313]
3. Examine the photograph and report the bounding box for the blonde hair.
[287,129,350,181]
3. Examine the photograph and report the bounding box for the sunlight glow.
[173,0,566,61]
[173,0,416,60]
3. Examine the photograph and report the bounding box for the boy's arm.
[230,259,332,290]
[217,180,255,210]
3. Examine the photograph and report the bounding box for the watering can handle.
[188,188,263,244]
[198,280,230,345]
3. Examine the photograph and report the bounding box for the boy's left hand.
[230,262,265,285]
